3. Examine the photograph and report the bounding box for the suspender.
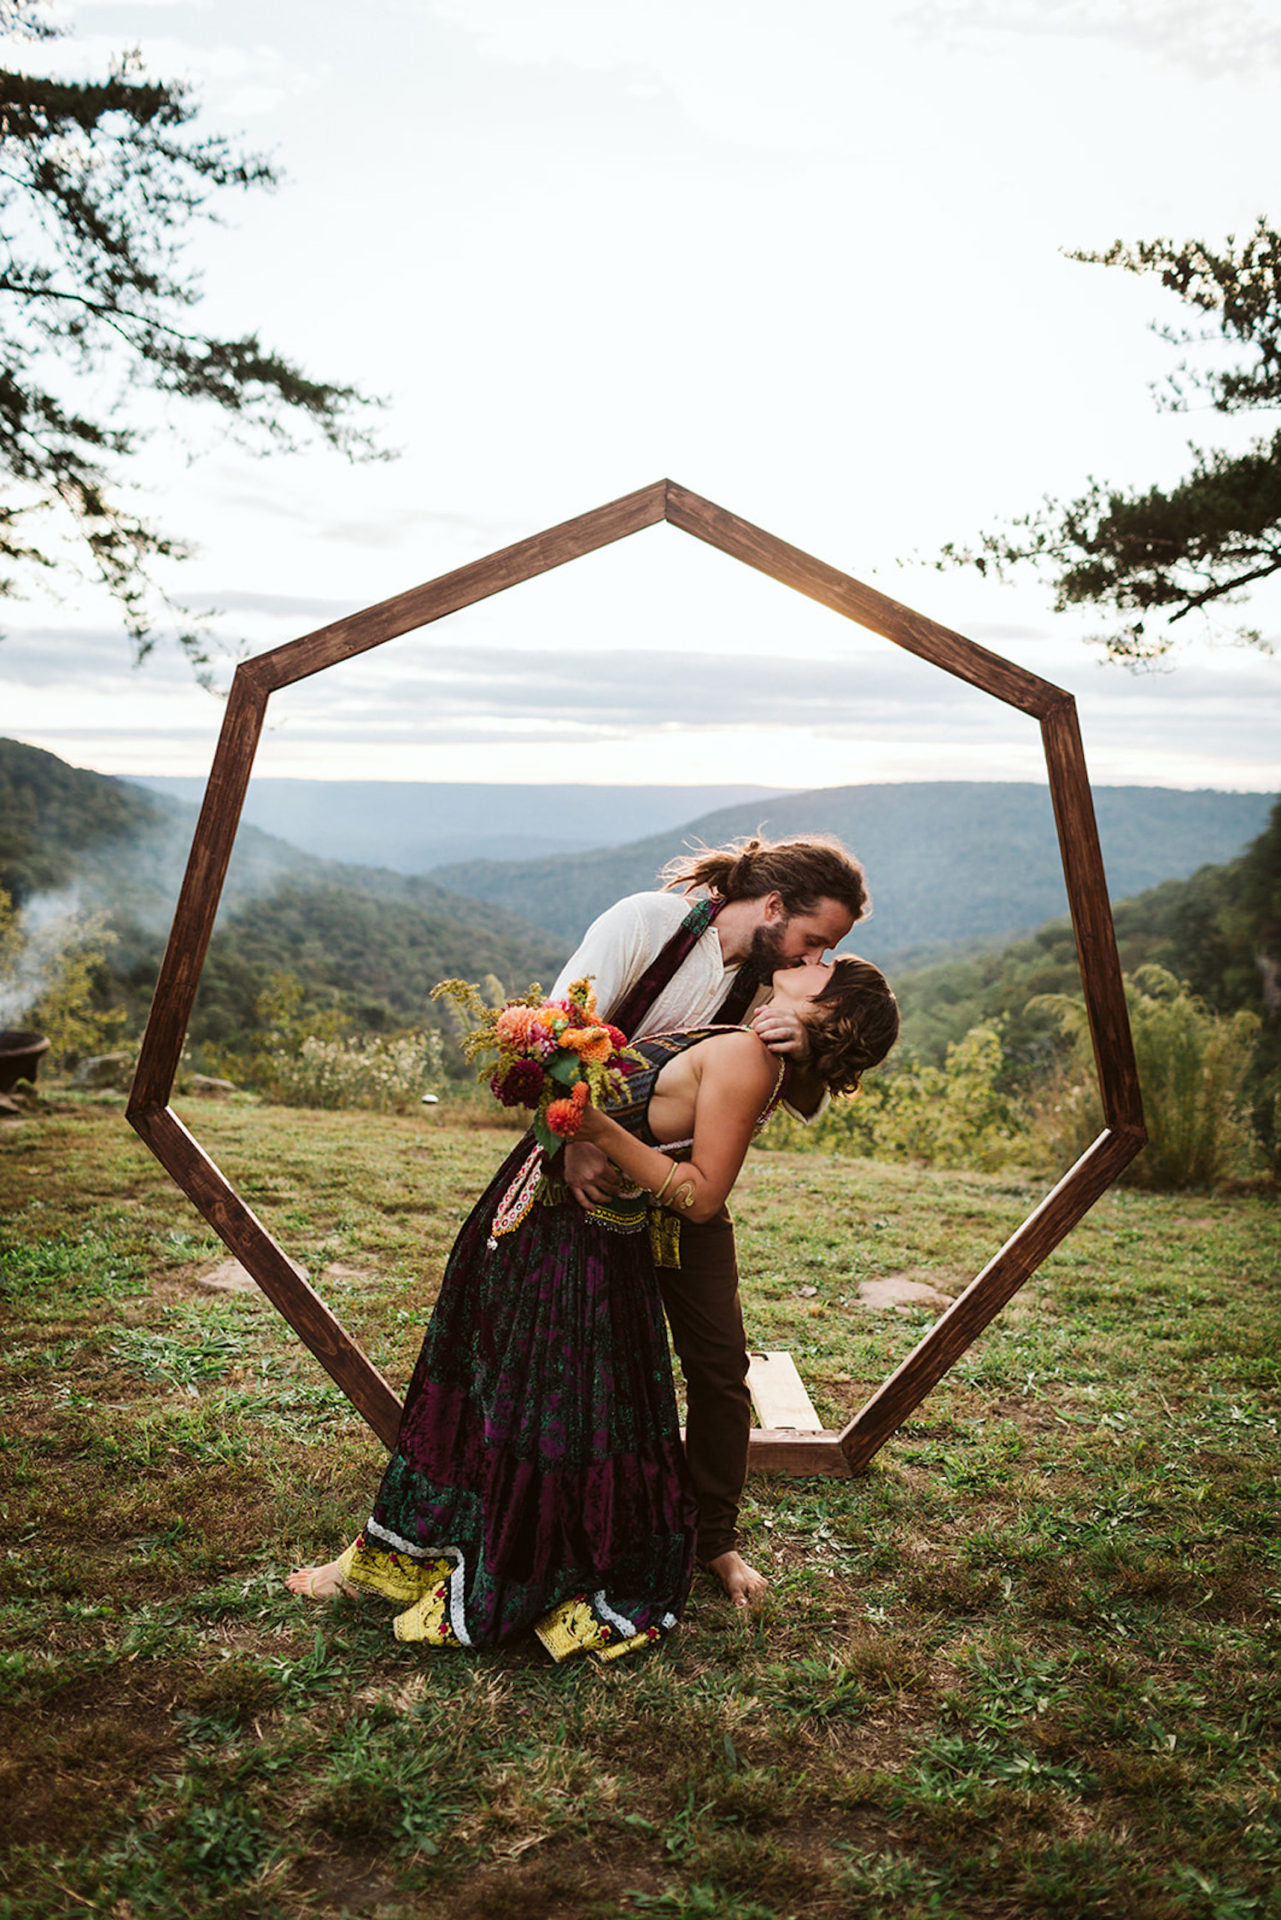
[608,896,760,1040]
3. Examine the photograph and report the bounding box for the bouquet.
[431,976,639,1153]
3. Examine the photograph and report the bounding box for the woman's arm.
[575,1031,777,1225]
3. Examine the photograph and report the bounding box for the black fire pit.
[0,1028,51,1095]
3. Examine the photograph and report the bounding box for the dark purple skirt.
[351,1135,697,1651]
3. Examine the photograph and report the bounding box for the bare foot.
[702,1550,770,1608]
[286,1557,349,1599]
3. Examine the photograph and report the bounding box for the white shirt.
[550,891,762,1037]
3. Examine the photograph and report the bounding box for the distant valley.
[131,777,791,873]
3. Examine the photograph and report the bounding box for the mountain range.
[2,738,1274,1048]
[130,777,790,872]
[0,740,569,1044]
[428,782,1276,964]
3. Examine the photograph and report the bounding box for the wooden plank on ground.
[748,1351,823,1432]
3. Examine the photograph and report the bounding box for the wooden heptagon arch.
[127,479,1146,1477]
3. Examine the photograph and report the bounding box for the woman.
[288,954,898,1662]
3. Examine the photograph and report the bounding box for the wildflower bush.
[764,967,1267,1192]
[235,970,444,1113]
[1028,964,1263,1190]
[256,1029,444,1113]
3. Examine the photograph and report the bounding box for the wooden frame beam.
[128,478,1145,1475]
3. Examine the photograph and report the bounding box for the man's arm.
[749,999,828,1121]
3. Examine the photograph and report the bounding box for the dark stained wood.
[128,669,266,1115]
[128,1105,404,1447]
[1041,701,1145,1130]
[125,476,1146,1476]
[664,481,1068,717]
[245,481,669,694]
[837,1124,1147,1473]
[747,1431,854,1477]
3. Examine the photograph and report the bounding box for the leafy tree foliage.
[1031,967,1262,1191]
[939,220,1281,663]
[0,1,381,669]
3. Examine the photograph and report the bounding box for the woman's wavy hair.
[661,833,868,925]
[804,954,899,1096]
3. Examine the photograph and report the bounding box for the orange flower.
[559,1025,612,1064]
[565,977,599,1018]
[545,1097,584,1139]
[570,1081,590,1108]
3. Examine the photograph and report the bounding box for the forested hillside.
[894,798,1281,1071]
[0,740,568,1047]
[431,781,1275,961]
[1,737,167,905]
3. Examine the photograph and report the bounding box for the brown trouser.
[657,1206,750,1562]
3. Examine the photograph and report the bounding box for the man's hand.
[749,1000,811,1058]
[562,1139,624,1211]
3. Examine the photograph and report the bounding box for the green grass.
[0,1091,1278,1919]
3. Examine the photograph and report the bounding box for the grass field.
[1,1092,1278,1920]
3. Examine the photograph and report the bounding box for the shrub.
[256,1029,444,1113]
[763,1023,1028,1173]
[1028,965,1263,1190]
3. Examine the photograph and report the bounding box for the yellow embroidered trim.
[342,1539,426,1607]
[392,1570,461,1646]
[534,1595,662,1664]
[596,1628,656,1662]
[534,1595,606,1662]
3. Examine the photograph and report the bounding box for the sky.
[2,0,1279,793]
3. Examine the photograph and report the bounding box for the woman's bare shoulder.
[696,1028,778,1094]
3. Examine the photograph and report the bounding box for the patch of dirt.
[858,1273,954,1312]
[290,1847,403,1912]
[989,1395,1075,1434]
[195,1258,261,1293]
[322,1262,378,1286]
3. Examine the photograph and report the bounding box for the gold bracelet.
[651,1159,678,1204]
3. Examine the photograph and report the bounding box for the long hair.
[661,833,868,924]
[805,954,899,1096]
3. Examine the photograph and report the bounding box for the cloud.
[902,0,1281,75]
[5,618,1277,794]
[276,645,1003,730]
[173,590,358,620]
[314,508,530,551]
[258,643,1281,766]
[0,627,228,691]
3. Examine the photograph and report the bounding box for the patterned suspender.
[608,896,760,1040]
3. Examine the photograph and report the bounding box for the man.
[551,834,868,1606]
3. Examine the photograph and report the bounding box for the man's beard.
[748,918,796,977]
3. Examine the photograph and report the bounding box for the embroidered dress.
[341,1028,784,1661]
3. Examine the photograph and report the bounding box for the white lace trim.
[592,1588,640,1638]
[363,1515,473,1648]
